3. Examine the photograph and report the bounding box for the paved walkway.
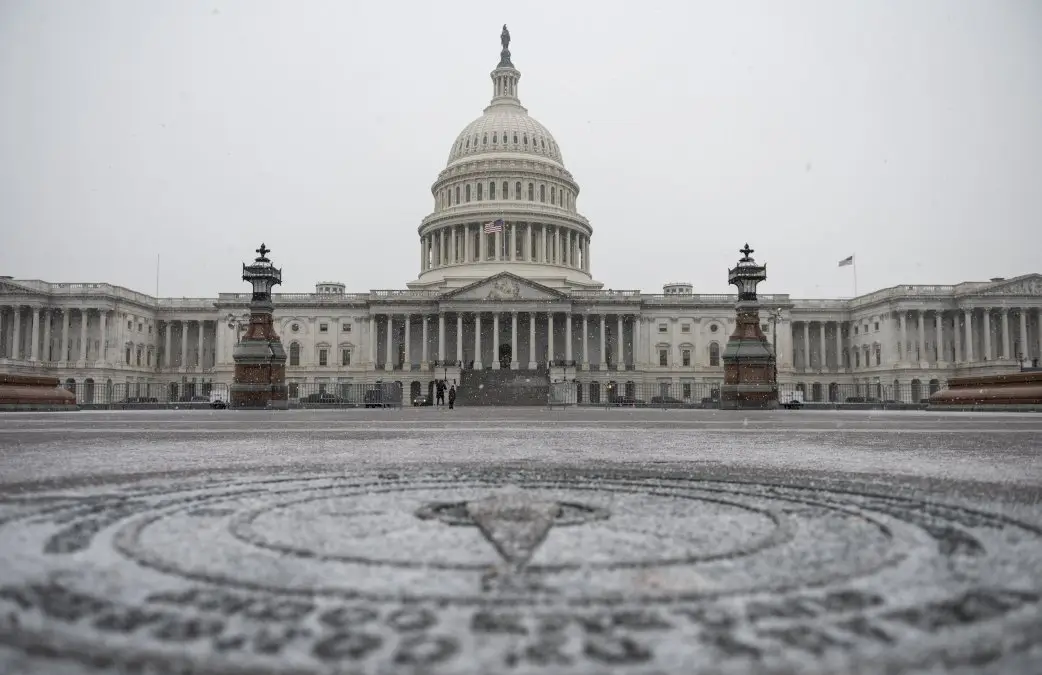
[0,409,1040,673]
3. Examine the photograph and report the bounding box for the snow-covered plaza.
[1,408,1041,674]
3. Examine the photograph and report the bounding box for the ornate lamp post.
[229,244,289,409]
[720,244,779,410]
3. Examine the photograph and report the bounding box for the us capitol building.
[2,28,1041,404]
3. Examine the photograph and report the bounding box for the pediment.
[0,279,48,298]
[978,274,1042,297]
[443,273,566,302]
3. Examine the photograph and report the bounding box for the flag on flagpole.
[483,219,504,234]
[838,255,854,267]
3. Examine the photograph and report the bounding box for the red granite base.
[929,371,1042,406]
[0,374,78,410]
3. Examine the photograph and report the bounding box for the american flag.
[483,219,504,234]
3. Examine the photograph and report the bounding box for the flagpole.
[853,256,858,298]
[155,254,160,297]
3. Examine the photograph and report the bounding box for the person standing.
[448,384,456,410]
[436,380,445,406]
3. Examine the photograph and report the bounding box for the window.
[342,349,351,366]
[477,183,483,200]
[710,324,719,333]
[513,133,518,144]
[136,348,141,366]
[319,349,328,367]
[854,325,859,335]
[127,320,132,330]
[455,186,460,203]
[681,324,690,333]
[319,323,328,333]
[289,343,300,366]
[551,187,556,204]
[682,383,692,399]
[137,323,142,332]
[658,323,667,333]
[466,184,471,202]
[289,382,299,398]
[125,347,131,363]
[515,181,521,200]
[855,351,861,368]
[147,351,152,366]
[709,343,721,367]
[501,181,508,198]
[682,349,691,367]
[659,349,668,367]
[875,345,881,366]
[539,184,545,202]
[291,323,300,333]
[341,323,351,332]
[489,182,495,200]
[492,132,497,144]
[482,133,487,145]
[523,133,528,145]
[148,325,153,334]
[527,183,534,201]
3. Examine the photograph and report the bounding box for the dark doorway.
[499,343,511,369]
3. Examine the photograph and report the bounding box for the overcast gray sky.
[1,0,1040,299]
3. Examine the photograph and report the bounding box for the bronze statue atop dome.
[498,24,514,68]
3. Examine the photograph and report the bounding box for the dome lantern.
[488,24,522,111]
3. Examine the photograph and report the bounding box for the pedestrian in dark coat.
[448,385,456,410]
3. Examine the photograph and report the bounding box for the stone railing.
[642,293,791,306]
[156,298,218,309]
[850,285,956,308]
[420,202,591,229]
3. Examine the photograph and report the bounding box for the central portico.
[370,273,640,379]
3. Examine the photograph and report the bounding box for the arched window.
[540,138,545,149]
[527,183,534,201]
[539,185,546,203]
[446,189,451,207]
[489,182,495,200]
[523,134,528,146]
[482,133,487,145]
[289,343,300,366]
[709,343,721,367]
[502,181,508,198]
[136,348,142,366]
[465,184,471,202]
[465,138,470,148]
[125,347,131,364]
[550,187,556,204]
[513,133,518,144]
[515,182,521,199]
[476,183,482,201]
[455,186,460,203]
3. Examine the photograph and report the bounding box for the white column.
[582,314,589,368]
[403,315,411,367]
[29,306,40,361]
[42,309,52,362]
[451,228,458,264]
[555,228,561,264]
[617,315,624,366]
[1019,309,1029,360]
[599,315,607,366]
[164,322,172,367]
[934,313,943,363]
[437,313,446,362]
[9,308,20,359]
[585,236,591,272]
[99,310,107,364]
[79,310,88,362]
[60,310,69,362]
[629,314,637,364]
[495,227,502,261]
[835,322,843,369]
[565,313,573,362]
[917,311,926,364]
[802,322,810,369]
[540,225,547,263]
[474,313,482,369]
[369,316,377,365]
[456,314,463,363]
[982,311,992,361]
[385,315,395,371]
[953,314,962,362]
[420,237,425,271]
[509,223,515,261]
[546,312,554,364]
[511,312,518,368]
[816,323,825,369]
[464,225,471,262]
[1001,310,1011,359]
[421,315,429,366]
[528,312,536,368]
[197,320,204,369]
[492,313,500,369]
[898,312,907,363]
[964,310,974,362]
[525,223,532,261]
[180,321,188,368]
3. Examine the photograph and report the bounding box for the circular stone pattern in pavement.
[1,471,1041,674]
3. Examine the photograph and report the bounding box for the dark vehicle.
[122,397,159,404]
[649,395,691,408]
[412,394,432,407]
[610,395,644,407]
[301,392,343,406]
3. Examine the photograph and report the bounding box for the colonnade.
[420,222,589,272]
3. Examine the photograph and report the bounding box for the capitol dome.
[409,27,601,291]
